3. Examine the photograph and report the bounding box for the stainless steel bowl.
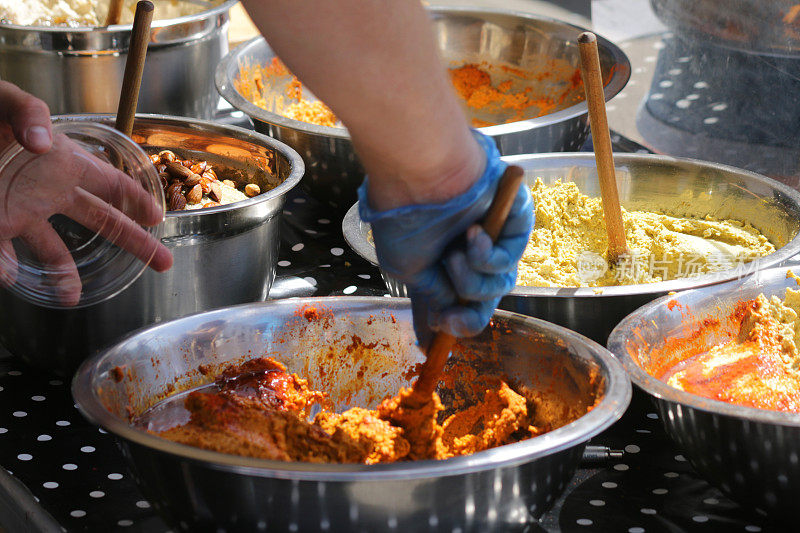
[607,266,800,519]
[0,0,237,117]
[0,114,303,376]
[73,296,631,532]
[215,6,631,211]
[343,152,800,343]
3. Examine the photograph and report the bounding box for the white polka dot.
[693,515,709,523]
[646,413,658,419]
[624,445,640,454]
[107,473,123,480]
[283,210,292,216]
[56,420,70,427]
[613,463,629,471]
[0,428,7,434]
[136,500,151,509]
[640,508,657,515]
[649,93,664,100]
[745,526,762,532]
[49,380,63,386]
[318,218,330,224]
[31,396,45,402]
[330,247,344,256]
[357,274,371,279]
[664,472,679,478]
[8,370,21,376]
[577,519,593,526]
[293,197,306,204]
[37,434,51,442]
[635,429,651,434]
[17,454,32,461]
[668,68,682,75]
[98,429,107,435]
[674,454,686,462]
[652,488,668,495]
[343,286,357,295]
[0,386,3,392]
[305,229,317,235]
[70,510,86,518]
[43,482,58,489]
[80,446,95,453]
[278,260,291,267]
[694,81,709,89]
[711,103,728,111]
[62,464,78,471]
[658,80,673,88]
[703,117,719,124]
[703,498,719,505]
[319,264,330,268]
[601,482,617,489]
[675,99,691,109]
[653,41,665,49]
[89,491,104,498]
[118,520,133,527]
[12,411,26,418]
[291,243,304,252]
[303,277,317,287]
[629,528,645,533]
[589,499,605,506]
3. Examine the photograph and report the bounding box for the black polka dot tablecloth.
[0,137,787,532]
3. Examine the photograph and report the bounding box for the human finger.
[444,249,517,302]
[436,298,498,338]
[19,222,81,306]
[62,189,173,272]
[0,240,18,287]
[0,81,52,154]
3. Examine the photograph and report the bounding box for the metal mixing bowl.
[73,296,630,532]
[0,0,237,117]
[0,114,303,376]
[343,153,800,343]
[215,6,630,211]
[607,266,800,520]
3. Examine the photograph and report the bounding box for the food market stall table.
[0,175,780,532]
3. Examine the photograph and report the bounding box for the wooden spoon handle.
[105,0,125,26]
[577,31,628,263]
[115,1,154,137]
[412,164,525,398]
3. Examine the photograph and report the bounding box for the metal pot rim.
[0,0,237,33]
[608,265,800,427]
[343,152,800,298]
[72,296,631,481]
[55,113,305,219]
[215,6,631,140]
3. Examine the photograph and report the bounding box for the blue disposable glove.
[358,130,533,348]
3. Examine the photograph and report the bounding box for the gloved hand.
[358,130,533,348]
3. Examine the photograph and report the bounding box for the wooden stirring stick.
[115,1,154,137]
[577,32,629,263]
[105,0,125,26]
[412,165,526,398]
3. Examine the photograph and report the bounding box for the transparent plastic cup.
[0,120,166,309]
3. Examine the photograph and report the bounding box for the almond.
[186,184,203,204]
[165,161,194,180]
[209,182,223,202]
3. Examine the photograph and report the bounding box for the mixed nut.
[149,150,261,211]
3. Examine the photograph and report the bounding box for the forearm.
[240,0,483,210]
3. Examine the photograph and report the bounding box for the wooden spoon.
[105,0,125,26]
[412,164,526,398]
[577,32,629,263]
[115,1,154,137]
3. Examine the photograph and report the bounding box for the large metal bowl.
[73,296,631,532]
[215,6,631,211]
[344,153,800,343]
[0,114,303,376]
[607,266,800,520]
[0,0,237,117]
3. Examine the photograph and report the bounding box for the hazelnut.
[245,183,261,197]
[158,150,177,163]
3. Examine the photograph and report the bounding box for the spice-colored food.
[518,180,775,287]
[235,58,583,128]
[659,273,800,412]
[149,356,546,463]
[149,150,265,211]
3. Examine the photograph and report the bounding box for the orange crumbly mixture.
[660,273,800,412]
[151,356,544,463]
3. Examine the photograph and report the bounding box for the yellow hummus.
[518,179,775,287]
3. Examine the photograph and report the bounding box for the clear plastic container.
[0,120,165,309]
